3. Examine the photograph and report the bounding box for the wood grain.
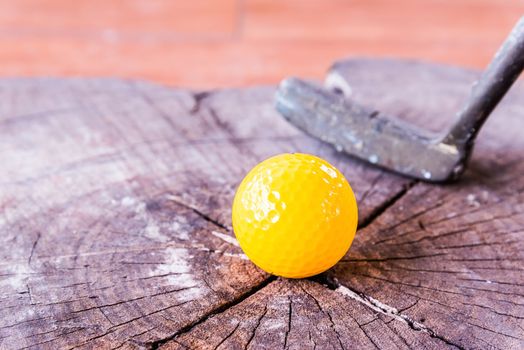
[169,279,447,349]
[1,0,523,88]
[0,76,409,348]
[150,61,524,349]
[0,61,523,348]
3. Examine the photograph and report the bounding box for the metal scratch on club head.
[275,16,524,182]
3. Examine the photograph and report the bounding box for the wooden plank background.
[1,0,523,88]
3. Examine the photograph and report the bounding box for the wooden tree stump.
[1,60,523,349]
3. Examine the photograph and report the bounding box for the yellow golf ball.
[232,153,358,278]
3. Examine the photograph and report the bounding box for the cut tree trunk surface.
[0,60,523,349]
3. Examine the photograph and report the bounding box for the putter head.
[275,77,467,182]
[275,17,524,183]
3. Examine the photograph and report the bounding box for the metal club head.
[275,17,524,182]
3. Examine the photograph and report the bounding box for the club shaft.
[445,16,524,147]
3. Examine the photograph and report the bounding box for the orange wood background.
[1,0,523,89]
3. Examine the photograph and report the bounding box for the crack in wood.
[402,291,462,313]
[301,285,345,350]
[423,204,521,228]
[460,301,524,320]
[356,322,380,349]
[359,317,379,327]
[372,264,468,275]
[433,309,523,341]
[19,327,85,350]
[213,321,240,350]
[1,315,48,330]
[112,326,158,349]
[390,227,471,246]
[69,300,193,349]
[190,91,211,114]
[70,286,196,315]
[359,180,418,229]
[27,232,41,265]
[26,284,33,305]
[331,279,466,349]
[398,299,419,313]
[244,305,267,350]
[358,171,384,205]
[0,107,80,127]
[436,240,518,250]
[165,194,228,231]
[146,276,277,349]
[349,271,466,296]
[282,296,292,350]
[341,253,447,263]
[454,284,524,298]
[457,277,524,287]
[369,185,435,234]
[307,330,315,350]
[383,320,414,350]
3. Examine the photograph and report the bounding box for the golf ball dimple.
[232,153,358,278]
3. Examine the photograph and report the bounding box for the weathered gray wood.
[1,60,523,349]
[156,61,524,349]
[169,279,446,349]
[324,60,524,349]
[0,77,408,349]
